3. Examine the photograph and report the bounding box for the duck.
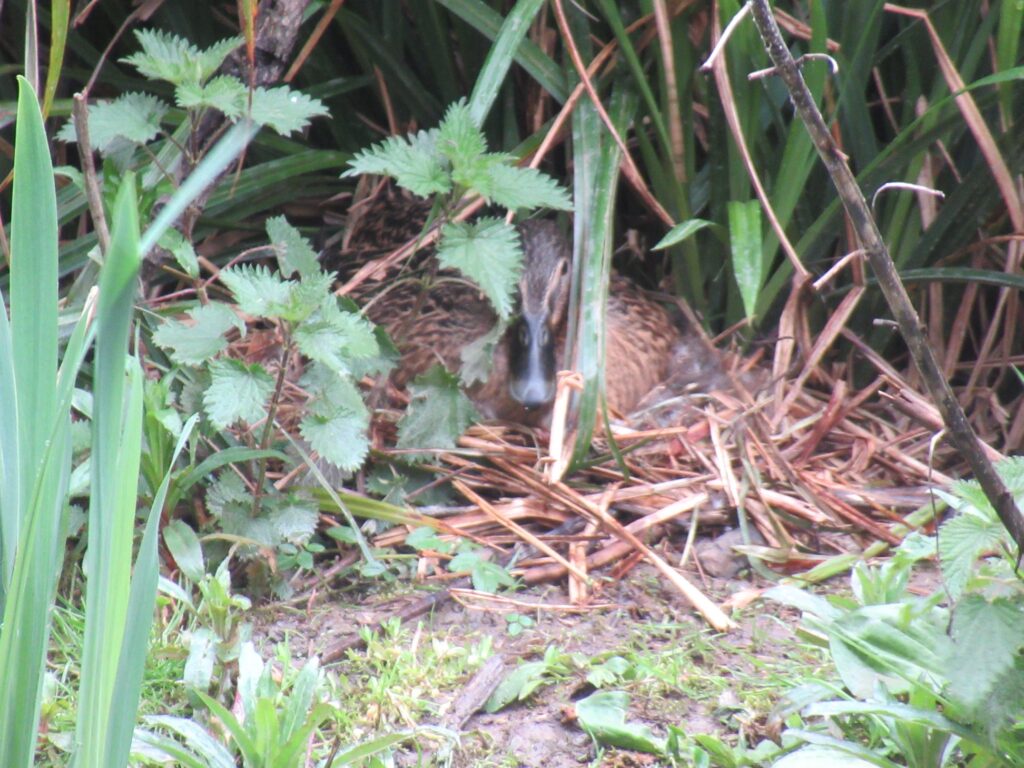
[363,219,683,426]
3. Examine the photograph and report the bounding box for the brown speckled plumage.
[366,220,686,424]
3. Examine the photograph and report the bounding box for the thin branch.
[72,93,111,254]
[746,0,1024,549]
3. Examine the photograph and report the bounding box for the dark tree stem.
[746,0,1024,548]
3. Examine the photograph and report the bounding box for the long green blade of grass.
[570,89,636,468]
[76,173,143,768]
[106,413,199,765]
[434,0,568,102]
[467,0,546,126]
[0,75,68,768]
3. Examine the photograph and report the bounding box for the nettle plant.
[59,28,327,236]
[344,99,572,453]
[153,216,387,567]
[766,457,1024,767]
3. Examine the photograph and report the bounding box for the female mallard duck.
[364,220,683,426]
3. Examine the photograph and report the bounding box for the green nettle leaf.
[343,130,451,198]
[459,320,505,386]
[266,216,320,278]
[175,75,247,119]
[300,366,370,471]
[207,472,251,519]
[219,264,293,318]
[158,227,200,278]
[295,302,379,374]
[249,86,329,136]
[436,99,487,169]
[123,29,242,87]
[480,163,573,211]
[438,218,523,319]
[946,595,1024,717]
[300,410,370,473]
[397,366,478,459]
[153,302,244,366]
[203,358,274,428]
[57,92,168,151]
[265,497,319,545]
[937,506,1008,598]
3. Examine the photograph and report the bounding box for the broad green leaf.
[937,510,1008,598]
[122,30,242,87]
[300,408,370,473]
[265,497,319,545]
[480,164,573,211]
[57,93,168,151]
[397,366,478,460]
[728,200,763,322]
[138,716,236,768]
[946,595,1024,713]
[203,358,274,428]
[575,691,666,755]
[153,302,243,366]
[300,368,370,472]
[158,228,199,279]
[485,661,550,712]
[175,76,247,118]
[437,99,487,168]
[437,218,523,319]
[343,130,451,197]
[265,216,319,278]
[294,301,379,373]
[248,86,329,136]
[162,519,205,583]
[219,264,292,318]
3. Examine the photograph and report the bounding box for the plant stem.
[745,0,1024,548]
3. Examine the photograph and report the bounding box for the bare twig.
[71,93,111,254]
[746,0,1024,549]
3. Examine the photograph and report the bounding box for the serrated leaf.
[300,410,369,473]
[203,358,274,428]
[396,366,478,460]
[153,302,243,366]
[265,497,319,545]
[176,75,247,118]
[158,228,199,278]
[343,130,451,198]
[436,99,487,168]
[266,215,319,278]
[207,472,251,518]
[123,29,242,87]
[937,512,1007,598]
[459,319,504,386]
[294,301,379,374]
[219,264,292,318]
[946,595,1024,714]
[300,367,370,472]
[480,163,573,211]
[249,86,329,136]
[437,218,523,319]
[57,93,168,151]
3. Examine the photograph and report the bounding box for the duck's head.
[507,221,571,409]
